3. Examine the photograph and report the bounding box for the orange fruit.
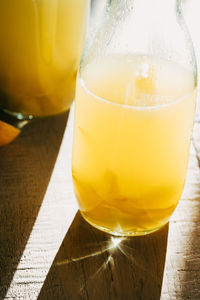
[0,121,20,146]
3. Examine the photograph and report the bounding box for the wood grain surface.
[0,1,200,299]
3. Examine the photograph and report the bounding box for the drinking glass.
[0,0,90,121]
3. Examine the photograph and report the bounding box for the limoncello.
[72,55,196,236]
[0,0,89,117]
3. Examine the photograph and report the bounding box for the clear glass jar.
[0,0,90,120]
[72,0,197,236]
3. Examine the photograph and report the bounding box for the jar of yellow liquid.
[72,0,197,236]
[0,0,90,120]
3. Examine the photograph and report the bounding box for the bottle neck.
[107,0,181,18]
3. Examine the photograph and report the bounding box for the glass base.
[81,212,167,237]
[0,106,70,129]
[0,108,31,129]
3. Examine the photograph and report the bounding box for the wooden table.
[0,1,200,299]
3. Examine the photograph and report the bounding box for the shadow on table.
[0,112,68,298]
[38,212,169,300]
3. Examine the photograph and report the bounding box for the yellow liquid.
[72,55,196,236]
[0,0,89,117]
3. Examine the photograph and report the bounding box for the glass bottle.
[72,0,197,236]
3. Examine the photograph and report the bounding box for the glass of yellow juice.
[0,0,90,119]
[72,0,197,236]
